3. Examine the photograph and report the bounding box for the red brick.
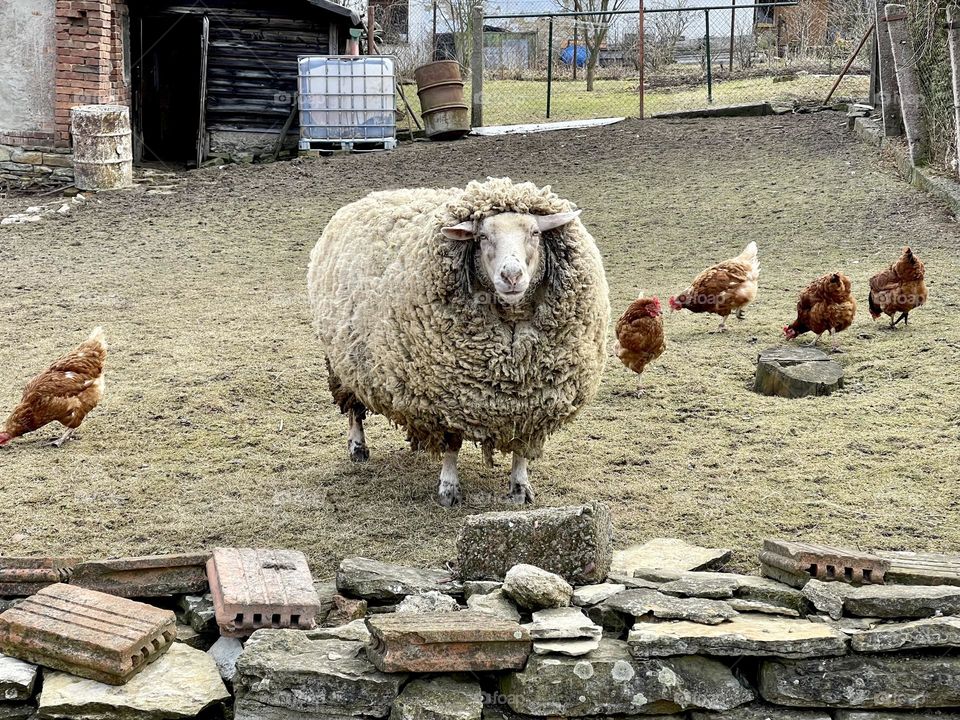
[366,611,531,672]
[71,553,210,597]
[761,539,890,587]
[0,584,176,685]
[0,558,80,595]
[207,548,320,638]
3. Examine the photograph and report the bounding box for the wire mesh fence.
[906,0,955,173]
[364,0,877,128]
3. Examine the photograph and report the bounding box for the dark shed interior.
[128,0,361,165]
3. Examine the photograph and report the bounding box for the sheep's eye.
[532,229,541,236]
[478,233,488,242]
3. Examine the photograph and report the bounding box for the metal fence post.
[705,9,713,103]
[729,0,736,73]
[471,1,484,127]
[546,15,554,119]
[638,3,645,118]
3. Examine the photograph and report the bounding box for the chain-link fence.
[907,1,954,172]
[367,0,876,128]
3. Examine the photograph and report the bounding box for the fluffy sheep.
[307,177,610,506]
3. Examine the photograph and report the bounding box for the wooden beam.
[875,0,903,137]
[884,3,928,164]
[947,5,960,176]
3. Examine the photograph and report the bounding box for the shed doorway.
[131,11,208,167]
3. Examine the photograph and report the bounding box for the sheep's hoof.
[505,483,535,505]
[437,485,462,508]
[348,440,369,462]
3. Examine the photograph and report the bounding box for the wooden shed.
[128,0,361,165]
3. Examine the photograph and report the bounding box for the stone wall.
[2,507,960,719]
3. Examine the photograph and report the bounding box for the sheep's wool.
[307,177,610,458]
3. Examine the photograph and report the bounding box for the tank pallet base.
[298,138,397,154]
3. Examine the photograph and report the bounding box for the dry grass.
[1,113,959,575]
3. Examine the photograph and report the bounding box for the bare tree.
[425,0,477,67]
[557,0,630,90]
[644,0,695,71]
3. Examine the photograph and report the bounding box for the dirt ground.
[1,113,959,575]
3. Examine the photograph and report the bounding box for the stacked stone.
[4,514,960,720]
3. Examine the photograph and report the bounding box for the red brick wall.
[53,0,129,148]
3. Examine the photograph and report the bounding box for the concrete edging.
[851,115,960,216]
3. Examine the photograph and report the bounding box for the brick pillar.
[53,0,123,148]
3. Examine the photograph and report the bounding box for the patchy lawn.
[400,74,871,126]
[1,113,958,574]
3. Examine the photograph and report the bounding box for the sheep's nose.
[500,266,523,286]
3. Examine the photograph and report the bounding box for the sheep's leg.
[437,433,463,508]
[51,427,76,448]
[505,454,535,505]
[347,407,369,462]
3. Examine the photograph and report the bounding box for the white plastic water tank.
[298,56,396,146]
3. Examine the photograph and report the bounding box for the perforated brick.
[760,539,889,588]
[207,548,319,638]
[70,552,209,597]
[0,583,176,685]
[0,557,79,596]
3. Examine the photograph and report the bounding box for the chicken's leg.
[892,312,908,327]
[805,333,823,347]
[715,316,729,333]
[51,428,75,448]
[829,329,843,353]
[736,308,746,321]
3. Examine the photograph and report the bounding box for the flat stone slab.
[502,564,573,610]
[611,538,732,577]
[466,589,520,622]
[802,579,844,620]
[501,638,754,716]
[0,557,79,596]
[572,583,626,607]
[759,655,960,707]
[658,572,805,613]
[365,611,530,673]
[234,629,405,719]
[305,618,370,643]
[70,553,209,598]
[524,607,602,640]
[207,548,320,637]
[835,713,960,720]
[874,550,960,586]
[532,637,602,656]
[605,589,738,625]
[760,539,888,587]
[628,613,848,659]
[850,616,960,652]
[38,643,229,720]
[753,347,844,399]
[840,584,960,618]
[0,703,35,719]
[391,676,482,720]
[337,557,460,603]
[0,583,176,685]
[458,504,613,584]
[0,653,37,701]
[690,703,832,720]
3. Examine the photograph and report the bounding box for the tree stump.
[753,348,843,399]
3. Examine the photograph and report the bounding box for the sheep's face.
[442,210,581,306]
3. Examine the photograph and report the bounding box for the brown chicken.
[0,327,107,448]
[615,295,665,394]
[868,247,927,328]
[669,241,759,331]
[783,273,857,351]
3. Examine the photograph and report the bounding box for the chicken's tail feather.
[87,326,108,350]
[868,290,882,320]
[737,241,759,274]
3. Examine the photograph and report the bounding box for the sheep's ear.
[536,209,581,232]
[441,220,475,241]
